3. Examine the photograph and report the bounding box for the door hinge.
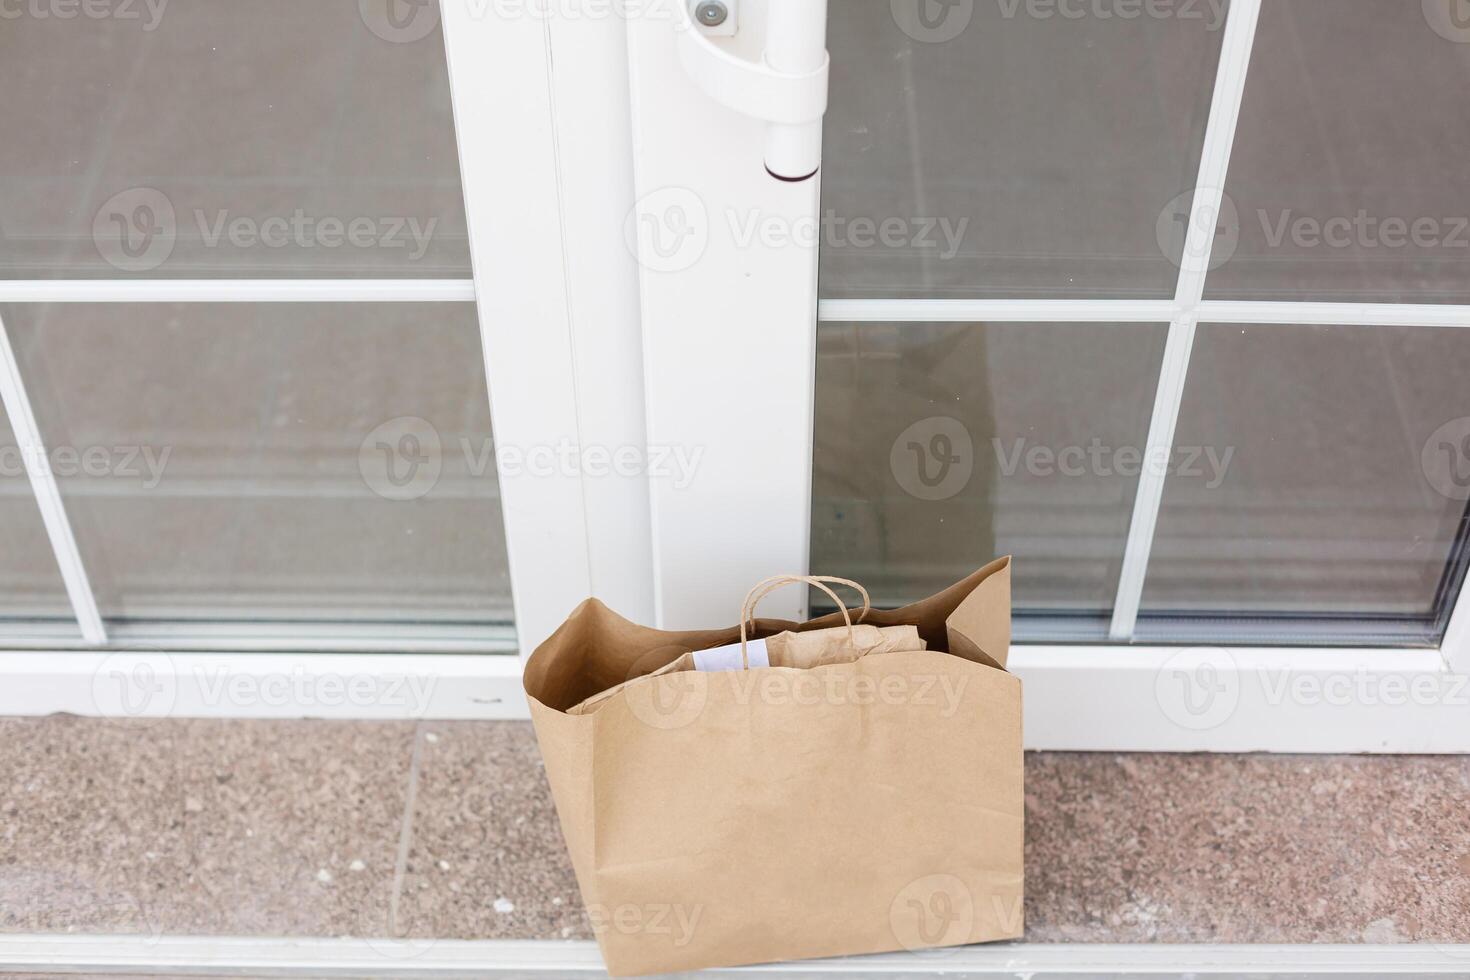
[677,0,830,181]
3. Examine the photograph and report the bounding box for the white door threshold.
[2,936,1469,977]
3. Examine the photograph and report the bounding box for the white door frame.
[3,935,1470,977]
[2,0,1469,753]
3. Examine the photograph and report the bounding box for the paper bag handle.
[738,575,871,670]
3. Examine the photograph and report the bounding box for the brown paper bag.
[523,557,1023,976]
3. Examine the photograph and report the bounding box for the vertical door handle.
[674,0,830,181]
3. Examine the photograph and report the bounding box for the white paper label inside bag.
[692,638,770,672]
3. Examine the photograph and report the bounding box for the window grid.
[817,0,1470,644]
[0,279,480,646]
[0,308,106,643]
[7,0,1468,649]
[0,281,476,304]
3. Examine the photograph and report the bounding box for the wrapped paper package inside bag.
[569,622,927,715]
[522,557,1022,976]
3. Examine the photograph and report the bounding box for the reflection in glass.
[0,1,468,278]
[821,0,1226,299]
[811,321,1166,638]
[1207,0,1470,303]
[0,403,72,623]
[1139,322,1470,644]
[3,303,510,627]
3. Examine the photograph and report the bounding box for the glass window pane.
[0,404,71,623]
[1,1,468,278]
[1205,0,1470,303]
[820,0,1226,300]
[1137,322,1470,645]
[2,303,510,629]
[811,321,1167,638]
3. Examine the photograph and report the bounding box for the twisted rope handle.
[738,575,871,670]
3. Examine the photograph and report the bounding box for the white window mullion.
[1198,300,1470,328]
[820,299,1470,331]
[817,298,1181,323]
[1107,314,1198,640]
[1440,565,1470,675]
[1108,0,1263,641]
[1168,0,1264,311]
[0,280,475,304]
[0,311,106,644]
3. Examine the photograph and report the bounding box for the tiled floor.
[2,716,1468,944]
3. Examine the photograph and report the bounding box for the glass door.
[812,0,1470,649]
[0,0,521,653]
[624,0,1470,750]
[0,0,642,704]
